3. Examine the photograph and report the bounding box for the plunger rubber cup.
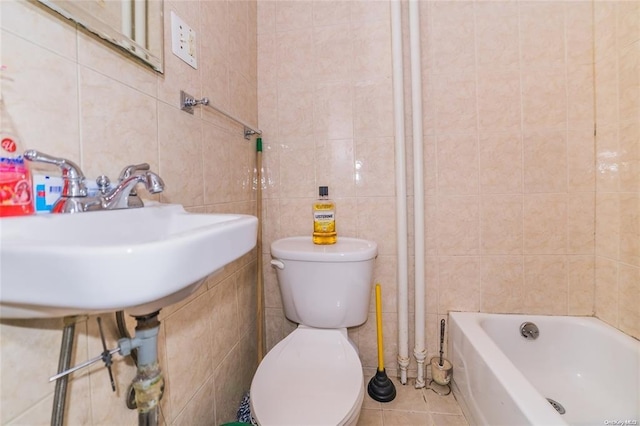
[367,369,396,402]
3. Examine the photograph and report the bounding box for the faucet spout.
[101,171,165,210]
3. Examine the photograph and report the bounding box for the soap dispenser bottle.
[0,98,34,217]
[312,186,336,245]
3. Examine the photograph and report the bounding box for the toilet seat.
[250,326,364,426]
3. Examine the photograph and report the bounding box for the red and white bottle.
[0,99,34,217]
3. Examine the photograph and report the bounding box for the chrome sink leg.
[51,316,82,426]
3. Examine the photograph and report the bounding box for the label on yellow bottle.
[312,201,336,244]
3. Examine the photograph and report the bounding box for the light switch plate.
[170,11,197,69]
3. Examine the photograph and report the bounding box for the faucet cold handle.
[118,163,150,181]
[117,163,150,202]
[101,171,165,210]
[24,150,87,197]
[143,171,165,194]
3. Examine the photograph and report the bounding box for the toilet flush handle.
[270,259,285,270]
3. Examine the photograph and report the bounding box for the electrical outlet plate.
[170,11,197,69]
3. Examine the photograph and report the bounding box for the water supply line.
[390,0,410,385]
[116,310,137,364]
[116,310,139,409]
[409,0,427,389]
[256,137,266,362]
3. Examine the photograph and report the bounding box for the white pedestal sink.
[0,202,258,318]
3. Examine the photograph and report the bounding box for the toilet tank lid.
[271,237,378,262]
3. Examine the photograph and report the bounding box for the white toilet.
[250,236,378,426]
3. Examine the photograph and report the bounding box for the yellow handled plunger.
[375,284,385,370]
[367,283,396,402]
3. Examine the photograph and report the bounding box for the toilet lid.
[271,236,377,262]
[251,327,363,426]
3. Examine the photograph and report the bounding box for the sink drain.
[547,398,565,415]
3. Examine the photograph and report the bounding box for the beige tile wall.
[594,1,640,339]
[420,0,596,329]
[257,0,402,373]
[258,0,611,379]
[0,0,259,424]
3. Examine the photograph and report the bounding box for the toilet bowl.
[250,237,377,426]
[250,327,363,426]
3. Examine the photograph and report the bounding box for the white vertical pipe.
[390,0,409,385]
[121,0,133,41]
[134,0,147,49]
[409,0,426,389]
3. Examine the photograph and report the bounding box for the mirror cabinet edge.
[35,0,164,74]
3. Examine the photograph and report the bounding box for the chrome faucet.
[116,163,151,208]
[100,171,164,210]
[24,150,164,213]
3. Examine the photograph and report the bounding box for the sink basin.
[0,202,258,318]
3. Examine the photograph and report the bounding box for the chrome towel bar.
[180,90,262,140]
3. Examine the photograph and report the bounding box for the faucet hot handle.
[118,163,150,181]
[24,150,85,180]
[24,150,88,197]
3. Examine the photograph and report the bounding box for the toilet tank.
[270,237,377,328]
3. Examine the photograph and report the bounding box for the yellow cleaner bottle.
[312,186,337,244]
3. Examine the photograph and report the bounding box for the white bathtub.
[449,312,640,426]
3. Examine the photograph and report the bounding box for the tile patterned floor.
[357,375,469,426]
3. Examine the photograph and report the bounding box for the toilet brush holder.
[430,357,452,385]
[429,357,452,396]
